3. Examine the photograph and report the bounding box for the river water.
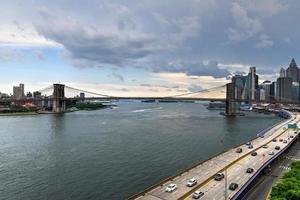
[0,102,282,200]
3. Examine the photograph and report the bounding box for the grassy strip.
[270,161,300,200]
[0,112,38,116]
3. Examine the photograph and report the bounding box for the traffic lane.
[138,115,297,200]
[209,155,266,200]
[187,154,261,200]
[179,121,294,197]
[241,137,300,200]
[184,136,289,200]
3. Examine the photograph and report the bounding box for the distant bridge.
[2,83,300,113]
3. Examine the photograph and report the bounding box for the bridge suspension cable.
[64,85,113,98]
[163,84,227,98]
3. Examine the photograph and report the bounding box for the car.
[290,135,294,138]
[187,178,197,187]
[246,141,251,146]
[262,145,268,149]
[236,148,243,153]
[214,173,225,181]
[279,139,283,142]
[248,145,253,149]
[246,168,254,173]
[272,139,277,142]
[260,135,265,138]
[165,184,177,192]
[251,152,257,156]
[283,140,288,143]
[193,191,204,199]
[275,146,280,150]
[268,151,274,155]
[229,183,238,190]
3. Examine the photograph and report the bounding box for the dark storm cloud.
[3,0,300,78]
[151,60,231,78]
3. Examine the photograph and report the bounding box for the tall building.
[279,68,286,77]
[292,82,300,102]
[276,77,292,102]
[13,83,25,99]
[260,80,272,101]
[243,67,258,101]
[270,82,276,101]
[232,75,246,101]
[286,58,299,82]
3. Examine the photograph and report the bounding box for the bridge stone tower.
[52,84,66,113]
[225,83,237,116]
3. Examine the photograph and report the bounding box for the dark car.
[246,168,254,173]
[251,152,257,156]
[248,145,253,149]
[236,148,243,153]
[272,139,277,142]
[214,173,224,181]
[275,146,280,150]
[290,135,294,138]
[229,183,238,190]
[279,139,283,142]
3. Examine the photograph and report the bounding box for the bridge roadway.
[130,112,299,200]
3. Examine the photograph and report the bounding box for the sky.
[0,0,299,97]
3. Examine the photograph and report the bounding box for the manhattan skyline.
[0,0,299,96]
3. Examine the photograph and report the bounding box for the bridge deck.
[129,112,299,200]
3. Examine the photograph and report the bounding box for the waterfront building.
[260,88,266,101]
[243,67,258,102]
[13,83,25,99]
[232,75,246,101]
[276,77,292,102]
[270,82,276,101]
[33,91,42,98]
[286,58,299,82]
[80,92,85,99]
[260,80,272,101]
[26,92,33,98]
[292,82,300,102]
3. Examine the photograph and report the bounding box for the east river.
[0,102,282,200]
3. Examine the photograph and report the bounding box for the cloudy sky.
[0,0,299,97]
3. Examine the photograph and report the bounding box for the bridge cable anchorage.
[64,85,114,98]
[163,84,227,98]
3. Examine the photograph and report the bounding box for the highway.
[130,112,299,200]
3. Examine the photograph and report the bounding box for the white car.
[193,191,204,199]
[165,184,177,192]
[187,178,197,187]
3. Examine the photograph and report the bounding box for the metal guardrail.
[231,126,299,200]
[178,119,295,200]
[127,111,292,200]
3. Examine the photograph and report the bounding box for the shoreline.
[0,112,38,116]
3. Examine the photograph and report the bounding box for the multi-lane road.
[131,112,299,200]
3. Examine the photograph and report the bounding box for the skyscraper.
[286,58,299,82]
[276,77,292,102]
[279,68,286,77]
[13,83,25,99]
[243,67,258,101]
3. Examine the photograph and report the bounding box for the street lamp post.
[224,168,228,200]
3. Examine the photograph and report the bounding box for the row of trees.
[270,161,300,200]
